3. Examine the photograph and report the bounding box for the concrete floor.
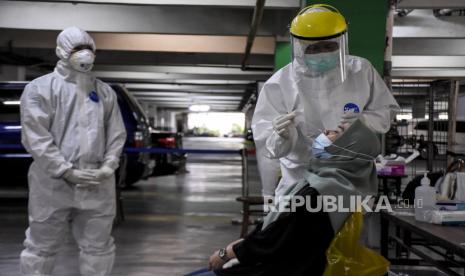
[0,137,248,276]
[1,136,450,276]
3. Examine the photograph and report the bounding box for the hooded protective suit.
[19,27,127,276]
[252,56,399,196]
[252,4,399,197]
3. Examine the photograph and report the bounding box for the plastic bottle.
[414,172,437,222]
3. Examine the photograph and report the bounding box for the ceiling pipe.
[241,0,266,71]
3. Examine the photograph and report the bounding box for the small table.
[377,174,408,200]
[381,208,465,276]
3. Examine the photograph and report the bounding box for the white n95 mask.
[69,49,95,72]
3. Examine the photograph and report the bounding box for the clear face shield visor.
[291,33,348,88]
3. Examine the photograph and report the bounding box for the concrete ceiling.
[0,0,299,111]
[7,0,299,9]
[5,0,465,111]
[396,0,465,9]
[0,1,297,35]
[392,5,465,79]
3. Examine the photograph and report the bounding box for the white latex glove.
[63,169,99,186]
[272,111,296,139]
[90,166,115,181]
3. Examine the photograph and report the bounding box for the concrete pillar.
[175,112,188,134]
[156,108,174,131]
[156,109,164,129]
[244,81,263,131]
[244,106,254,132]
[146,104,157,127]
[169,111,176,132]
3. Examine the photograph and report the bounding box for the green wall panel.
[274,42,292,72]
[274,0,387,74]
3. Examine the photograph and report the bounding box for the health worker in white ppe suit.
[252,4,400,197]
[19,27,127,276]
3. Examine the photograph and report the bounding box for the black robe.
[215,186,334,276]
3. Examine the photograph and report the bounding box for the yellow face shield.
[290,4,349,89]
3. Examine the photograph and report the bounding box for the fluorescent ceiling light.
[396,114,412,120]
[4,126,21,130]
[3,101,20,105]
[169,80,254,85]
[189,105,210,112]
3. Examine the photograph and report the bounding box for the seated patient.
[186,119,381,276]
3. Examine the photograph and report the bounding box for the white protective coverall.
[19,27,127,276]
[252,56,399,196]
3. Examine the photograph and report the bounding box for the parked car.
[0,83,32,186]
[0,81,153,187]
[112,84,154,185]
[150,128,186,176]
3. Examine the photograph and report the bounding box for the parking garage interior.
[2,1,465,275]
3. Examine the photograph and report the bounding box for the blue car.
[0,81,153,187]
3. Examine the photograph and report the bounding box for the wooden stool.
[236,196,265,238]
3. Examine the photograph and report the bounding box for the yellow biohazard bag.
[323,212,390,276]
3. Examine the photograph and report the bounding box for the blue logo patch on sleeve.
[89,91,99,103]
[343,103,360,113]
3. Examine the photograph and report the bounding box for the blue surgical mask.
[312,133,333,159]
[304,51,339,73]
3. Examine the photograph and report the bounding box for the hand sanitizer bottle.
[415,172,437,222]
